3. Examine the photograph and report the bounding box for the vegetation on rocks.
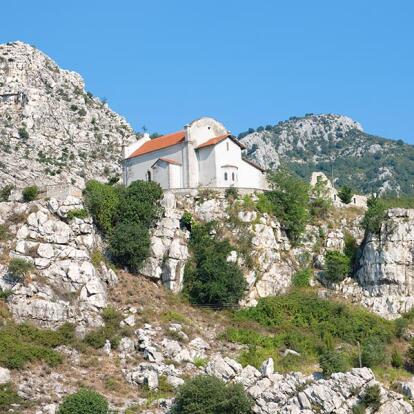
[361,196,387,235]
[84,179,163,271]
[171,375,253,414]
[22,185,39,202]
[58,389,108,414]
[184,222,247,307]
[260,169,310,244]
[6,258,34,285]
[324,251,351,283]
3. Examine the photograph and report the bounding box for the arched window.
[354,197,356,204]
[146,171,151,182]
[226,142,230,151]
[232,172,235,181]
[224,172,228,181]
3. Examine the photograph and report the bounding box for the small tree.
[265,169,310,244]
[84,180,121,235]
[338,186,353,204]
[319,349,350,377]
[22,186,38,202]
[7,258,34,285]
[324,251,351,283]
[361,196,386,235]
[171,375,253,414]
[109,222,150,272]
[310,178,332,219]
[58,389,108,414]
[184,223,247,307]
[361,337,386,368]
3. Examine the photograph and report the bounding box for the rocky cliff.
[0,41,136,188]
[240,114,414,195]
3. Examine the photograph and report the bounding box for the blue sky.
[2,1,414,142]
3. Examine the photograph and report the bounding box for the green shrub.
[344,232,358,271]
[391,349,403,368]
[170,375,252,414]
[18,127,29,140]
[236,290,394,347]
[183,223,247,307]
[0,185,13,202]
[324,251,351,283]
[7,258,34,284]
[58,389,108,414]
[66,208,89,220]
[338,186,353,204]
[116,180,163,228]
[352,403,366,414]
[319,349,350,376]
[361,196,386,235]
[405,339,414,369]
[310,178,332,218]
[84,180,122,234]
[361,337,386,368]
[180,211,193,231]
[225,186,239,200]
[84,307,125,349]
[292,268,312,288]
[0,383,23,411]
[264,169,310,244]
[22,185,38,202]
[0,323,67,369]
[109,222,150,272]
[361,384,381,411]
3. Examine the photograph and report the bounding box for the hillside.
[240,114,414,195]
[0,41,136,188]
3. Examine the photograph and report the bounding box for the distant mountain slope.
[0,41,136,188]
[239,114,414,195]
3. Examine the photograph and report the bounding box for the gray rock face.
[0,41,136,189]
[333,208,414,319]
[1,196,117,328]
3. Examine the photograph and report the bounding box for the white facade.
[123,117,267,190]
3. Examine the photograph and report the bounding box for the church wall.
[123,143,184,186]
[197,146,217,186]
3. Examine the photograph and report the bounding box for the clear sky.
[1,1,414,143]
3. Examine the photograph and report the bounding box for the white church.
[122,117,267,190]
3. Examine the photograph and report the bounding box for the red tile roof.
[152,157,182,167]
[127,131,185,158]
[196,134,246,150]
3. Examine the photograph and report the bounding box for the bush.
[225,186,239,200]
[361,337,386,368]
[7,258,34,285]
[236,290,394,347]
[391,349,403,368]
[344,232,358,271]
[183,223,247,307]
[0,225,9,242]
[324,251,351,283]
[170,375,252,414]
[405,339,414,369]
[338,186,353,204]
[0,383,23,411]
[116,180,163,228]
[84,180,121,234]
[292,268,312,288]
[66,208,89,220]
[361,384,381,411]
[58,389,108,414]
[109,222,150,272]
[0,323,68,369]
[310,178,332,219]
[18,127,29,140]
[319,349,350,376]
[264,169,310,244]
[0,185,13,202]
[361,196,386,235]
[180,211,193,231]
[22,185,38,202]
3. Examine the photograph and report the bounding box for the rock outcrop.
[0,41,136,188]
[0,193,117,330]
[332,208,414,319]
